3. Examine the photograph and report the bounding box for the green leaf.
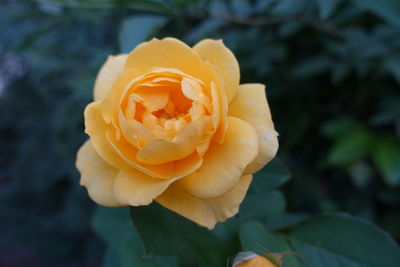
[372,136,400,187]
[250,158,291,193]
[264,213,309,230]
[239,190,286,222]
[321,118,358,138]
[103,231,178,267]
[189,227,233,267]
[239,221,299,266]
[92,207,177,267]
[327,126,373,165]
[130,202,197,257]
[119,235,179,267]
[118,235,161,267]
[103,239,123,267]
[285,213,400,267]
[119,15,168,53]
[316,0,342,19]
[350,0,400,27]
[91,206,132,244]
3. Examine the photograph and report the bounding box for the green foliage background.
[1,0,400,266]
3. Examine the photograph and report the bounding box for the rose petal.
[178,117,258,199]
[228,84,279,174]
[76,140,121,206]
[94,54,128,101]
[193,39,240,102]
[134,86,169,112]
[84,101,130,170]
[125,38,214,85]
[157,175,252,229]
[210,80,228,144]
[113,169,176,206]
[113,153,203,206]
[105,130,174,179]
[136,116,212,164]
[235,255,276,267]
[101,68,142,123]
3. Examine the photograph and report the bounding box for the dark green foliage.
[285,214,400,267]
[130,203,195,257]
[1,0,400,266]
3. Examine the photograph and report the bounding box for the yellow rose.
[76,38,278,229]
[234,254,276,267]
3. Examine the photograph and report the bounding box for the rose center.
[119,69,212,140]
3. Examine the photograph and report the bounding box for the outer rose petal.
[84,101,130,171]
[228,84,278,174]
[178,117,258,199]
[94,54,128,101]
[193,39,240,103]
[125,38,214,85]
[112,153,203,206]
[76,140,121,206]
[156,175,252,229]
[113,169,177,206]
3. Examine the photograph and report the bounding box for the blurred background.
[1,0,400,266]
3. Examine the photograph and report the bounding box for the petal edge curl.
[94,54,128,101]
[156,175,252,229]
[178,117,258,199]
[193,39,240,103]
[125,38,214,85]
[76,140,121,206]
[228,83,279,174]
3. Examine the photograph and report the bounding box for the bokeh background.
[1,0,400,266]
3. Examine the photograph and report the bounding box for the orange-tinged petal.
[94,54,128,101]
[106,130,203,180]
[125,38,214,85]
[76,140,121,206]
[193,39,239,102]
[105,130,173,179]
[136,116,212,164]
[181,77,202,100]
[228,84,278,174]
[156,175,252,229]
[134,86,169,112]
[118,110,142,149]
[84,101,130,170]
[178,117,258,199]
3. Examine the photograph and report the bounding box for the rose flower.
[76,38,278,229]
[233,253,276,267]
